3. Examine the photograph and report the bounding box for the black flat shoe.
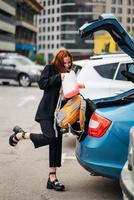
[46,172,65,191]
[13,126,24,134]
[9,126,25,147]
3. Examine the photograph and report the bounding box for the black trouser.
[30,120,63,167]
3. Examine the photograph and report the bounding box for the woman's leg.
[9,120,56,148]
[30,120,56,148]
[49,126,63,167]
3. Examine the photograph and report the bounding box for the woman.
[9,49,73,192]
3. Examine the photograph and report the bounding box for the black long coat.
[35,64,62,122]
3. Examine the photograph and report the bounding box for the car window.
[94,63,118,79]
[116,63,134,81]
[11,57,33,65]
[2,58,14,66]
[128,63,134,73]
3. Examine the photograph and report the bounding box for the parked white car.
[74,53,134,100]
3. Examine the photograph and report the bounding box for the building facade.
[37,0,106,63]
[106,0,134,36]
[37,0,134,63]
[16,0,43,57]
[0,0,16,52]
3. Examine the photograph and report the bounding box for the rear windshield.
[94,63,119,79]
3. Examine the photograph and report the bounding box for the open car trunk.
[78,89,134,140]
[79,14,134,59]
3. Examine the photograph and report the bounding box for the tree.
[32,53,46,65]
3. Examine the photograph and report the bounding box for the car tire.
[19,74,31,87]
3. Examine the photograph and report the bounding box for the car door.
[110,62,134,96]
[0,58,17,80]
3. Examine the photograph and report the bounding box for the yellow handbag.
[56,95,86,131]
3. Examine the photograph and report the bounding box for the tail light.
[88,112,111,138]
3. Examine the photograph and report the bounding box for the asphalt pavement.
[0,85,123,200]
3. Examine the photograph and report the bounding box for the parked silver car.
[120,127,134,200]
[0,53,43,87]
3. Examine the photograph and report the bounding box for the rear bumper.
[75,136,125,179]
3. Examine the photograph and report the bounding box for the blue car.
[76,14,134,179]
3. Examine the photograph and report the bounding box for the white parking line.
[17,95,36,107]
[62,153,76,163]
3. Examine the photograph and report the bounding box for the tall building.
[37,0,106,63]
[106,0,134,36]
[16,0,43,57]
[37,0,134,63]
[0,0,16,52]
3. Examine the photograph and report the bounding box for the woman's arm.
[38,65,62,90]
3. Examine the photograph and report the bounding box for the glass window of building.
[57,17,60,22]
[111,7,116,13]
[48,35,50,40]
[52,17,54,22]
[112,0,116,3]
[118,0,122,4]
[127,8,131,14]
[52,8,54,14]
[48,44,50,49]
[48,9,50,14]
[128,0,131,5]
[127,17,131,23]
[57,7,60,12]
[38,44,41,50]
[48,18,50,23]
[127,26,130,32]
[118,7,122,13]
[48,27,50,31]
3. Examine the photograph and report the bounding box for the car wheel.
[19,74,31,87]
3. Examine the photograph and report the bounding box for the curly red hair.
[51,49,73,73]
